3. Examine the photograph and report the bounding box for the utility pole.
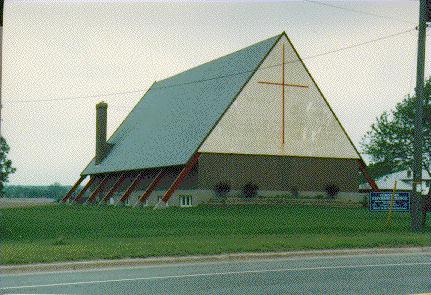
[0,1,3,138]
[411,0,428,231]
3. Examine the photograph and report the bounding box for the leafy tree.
[361,78,431,178]
[0,137,16,196]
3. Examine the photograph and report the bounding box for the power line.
[152,28,417,90]
[291,27,417,62]
[303,0,416,25]
[6,27,416,104]
[6,88,146,104]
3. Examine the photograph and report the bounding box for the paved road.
[1,253,430,294]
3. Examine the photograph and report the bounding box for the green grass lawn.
[0,205,429,264]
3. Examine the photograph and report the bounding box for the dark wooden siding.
[198,153,359,192]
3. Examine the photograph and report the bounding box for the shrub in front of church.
[214,182,231,199]
[242,183,259,199]
[325,184,340,199]
[290,186,299,198]
[360,195,369,208]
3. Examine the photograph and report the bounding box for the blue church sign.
[369,192,410,212]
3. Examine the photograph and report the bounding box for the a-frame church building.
[62,32,379,207]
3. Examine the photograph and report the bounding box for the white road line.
[1,261,429,290]
[2,251,429,277]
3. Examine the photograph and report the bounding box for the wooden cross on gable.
[258,43,308,145]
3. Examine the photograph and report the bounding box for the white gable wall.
[198,35,359,159]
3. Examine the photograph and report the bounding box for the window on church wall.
[179,195,192,207]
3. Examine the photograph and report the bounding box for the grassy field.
[0,205,429,265]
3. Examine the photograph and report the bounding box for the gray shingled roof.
[82,34,282,175]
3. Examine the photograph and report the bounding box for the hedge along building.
[62,32,379,207]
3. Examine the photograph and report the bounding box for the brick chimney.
[95,101,108,165]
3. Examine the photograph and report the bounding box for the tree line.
[3,183,73,201]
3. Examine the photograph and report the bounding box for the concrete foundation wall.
[100,189,211,207]
[190,189,365,202]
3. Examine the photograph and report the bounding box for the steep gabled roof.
[82,34,282,175]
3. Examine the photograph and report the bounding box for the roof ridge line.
[154,33,283,86]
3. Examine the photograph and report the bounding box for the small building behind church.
[63,32,378,207]
[360,168,431,195]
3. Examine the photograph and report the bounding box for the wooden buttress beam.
[135,169,165,206]
[161,153,200,203]
[99,173,127,204]
[117,172,145,205]
[357,159,380,192]
[61,175,86,203]
[73,176,96,203]
[86,175,110,204]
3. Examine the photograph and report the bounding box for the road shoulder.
[1,246,430,274]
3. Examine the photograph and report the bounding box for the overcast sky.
[3,0,430,185]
